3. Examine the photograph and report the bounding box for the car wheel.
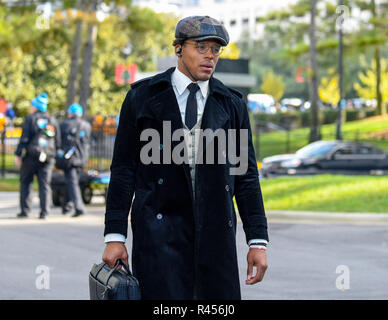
[104,188,108,204]
[81,186,93,204]
[260,170,268,178]
[306,165,320,174]
[52,188,64,207]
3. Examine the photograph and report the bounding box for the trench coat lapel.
[141,68,232,203]
[144,68,194,202]
[198,77,230,156]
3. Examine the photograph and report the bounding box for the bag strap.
[72,120,84,154]
[103,259,133,286]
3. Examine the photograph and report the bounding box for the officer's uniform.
[59,104,91,217]
[15,93,61,219]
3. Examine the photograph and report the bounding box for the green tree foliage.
[260,70,285,102]
[0,1,179,117]
[354,58,388,106]
[319,70,340,106]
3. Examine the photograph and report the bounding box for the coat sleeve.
[234,99,269,244]
[15,116,33,157]
[53,118,61,150]
[104,90,139,238]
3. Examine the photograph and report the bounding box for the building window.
[230,20,236,26]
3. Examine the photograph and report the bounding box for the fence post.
[286,129,290,153]
[1,129,5,178]
[355,130,359,142]
[98,125,103,171]
[254,117,260,161]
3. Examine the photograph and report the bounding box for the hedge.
[252,108,377,131]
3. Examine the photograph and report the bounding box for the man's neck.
[177,63,197,82]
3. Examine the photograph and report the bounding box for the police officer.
[15,93,61,219]
[59,104,91,217]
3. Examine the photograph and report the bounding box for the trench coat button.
[158,178,163,185]
[156,213,163,220]
[225,184,230,192]
[228,220,233,227]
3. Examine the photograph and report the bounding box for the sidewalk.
[1,191,388,226]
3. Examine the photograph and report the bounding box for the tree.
[319,71,340,106]
[79,0,98,118]
[65,0,86,109]
[354,58,388,108]
[220,42,240,60]
[0,1,179,118]
[308,0,321,142]
[351,0,388,115]
[260,70,285,102]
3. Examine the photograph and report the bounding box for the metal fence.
[2,120,388,176]
[0,122,118,177]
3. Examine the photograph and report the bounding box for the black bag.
[89,259,141,300]
[56,121,82,170]
[55,149,74,170]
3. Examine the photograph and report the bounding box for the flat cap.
[175,15,229,46]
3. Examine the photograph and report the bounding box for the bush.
[253,112,302,131]
[346,109,362,122]
[365,109,377,118]
[321,109,338,124]
[250,108,375,131]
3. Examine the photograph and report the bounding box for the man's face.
[176,39,222,82]
[29,106,36,114]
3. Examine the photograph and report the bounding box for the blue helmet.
[67,103,83,116]
[31,93,48,112]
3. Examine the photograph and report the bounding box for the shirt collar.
[172,66,209,99]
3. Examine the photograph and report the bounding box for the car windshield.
[296,141,337,157]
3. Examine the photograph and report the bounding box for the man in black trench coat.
[102,16,269,300]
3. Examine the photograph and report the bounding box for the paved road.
[0,192,387,300]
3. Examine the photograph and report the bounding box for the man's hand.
[102,242,129,269]
[246,248,268,285]
[14,156,21,168]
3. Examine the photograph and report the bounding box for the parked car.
[260,140,388,177]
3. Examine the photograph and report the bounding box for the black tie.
[185,83,200,130]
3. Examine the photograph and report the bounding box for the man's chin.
[196,71,213,81]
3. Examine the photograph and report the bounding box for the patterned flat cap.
[175,16,229,46]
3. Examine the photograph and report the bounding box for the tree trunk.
[375,47,384,115]
[371,0,384,116]
[308,0,321,143]
[336,0,344,140]
[79,0,98,119]
[65,0,85,109]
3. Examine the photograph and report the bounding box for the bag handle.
[113,259,132,275]
[103,259,132,286]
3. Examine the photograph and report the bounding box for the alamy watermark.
[35,3,51,30]
[335,265,350,291]
[35,265,50,290]
[139,121,249,175]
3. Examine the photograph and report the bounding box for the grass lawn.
[2,174,387,213]
[0,177,37,192]
[254,115,388,160]
[259,174,388,213]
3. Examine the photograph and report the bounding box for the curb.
[266,210,388,226]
